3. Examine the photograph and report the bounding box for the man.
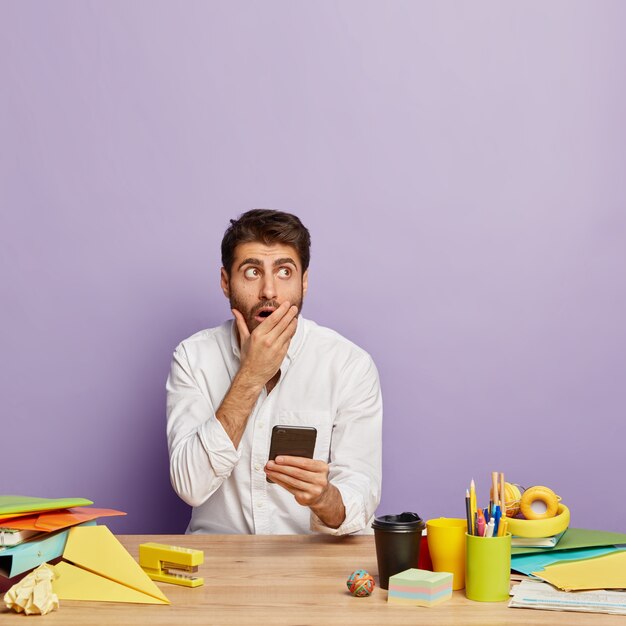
[166,209,382,534]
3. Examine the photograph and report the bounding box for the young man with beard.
[166,209,382,534]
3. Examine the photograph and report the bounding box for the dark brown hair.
[221,209,311,275]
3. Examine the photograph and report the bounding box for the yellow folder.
[52,526,169,605]
[534,550,626,591]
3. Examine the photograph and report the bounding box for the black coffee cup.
[372,512,425,589]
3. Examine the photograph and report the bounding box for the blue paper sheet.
[511,546,621,577]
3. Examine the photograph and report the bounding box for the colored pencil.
[469,480,477,536]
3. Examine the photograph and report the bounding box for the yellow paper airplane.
[52,526,169,604]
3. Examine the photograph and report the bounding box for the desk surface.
[2,534,623,625]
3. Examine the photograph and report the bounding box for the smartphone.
[266,425,317,483]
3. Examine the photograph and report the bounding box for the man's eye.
[244,267,260,278]
[277,267,291,278]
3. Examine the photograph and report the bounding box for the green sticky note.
[390,568,452,587]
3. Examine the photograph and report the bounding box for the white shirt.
[166,317,382,535]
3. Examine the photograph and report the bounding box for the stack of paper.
[511,528,626,580]
[510,580,626,615]
[388,569,453,607]
[0,529,40,547]
[0,496,125,542]
[0,495,125,592]
[508,527,626,615]
[1,496,168,606]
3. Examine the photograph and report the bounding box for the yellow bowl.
[505,504,570,538]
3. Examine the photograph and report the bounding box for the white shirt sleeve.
[310,353,382,535]
[166,344,241,508]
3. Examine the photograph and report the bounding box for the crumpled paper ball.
[4,563,60,615]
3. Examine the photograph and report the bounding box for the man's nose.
[260,274,277,300]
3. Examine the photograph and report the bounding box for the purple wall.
[2,1,625,533]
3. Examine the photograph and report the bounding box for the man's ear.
[220,267,230,298]
[302,269,309,297]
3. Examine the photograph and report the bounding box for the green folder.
[511,528,626,555]
[0,495,93,516]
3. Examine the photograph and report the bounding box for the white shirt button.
[257,422,264,429]
[254,464,261,471]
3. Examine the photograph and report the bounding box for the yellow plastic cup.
[426,518,467,590]
[465,532,511,602]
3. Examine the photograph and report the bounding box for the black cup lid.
[371,512,425,531]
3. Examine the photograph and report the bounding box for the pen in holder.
[465,532,511,602]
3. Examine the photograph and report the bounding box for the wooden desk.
[2,534,623,625]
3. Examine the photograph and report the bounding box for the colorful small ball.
[346,569,375,597]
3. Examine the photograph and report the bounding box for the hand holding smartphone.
[267,425,317,483]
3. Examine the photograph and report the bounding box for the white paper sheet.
[509,580,626,615]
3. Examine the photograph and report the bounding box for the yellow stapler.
[139,542,204,587]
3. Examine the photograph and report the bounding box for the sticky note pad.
[388,568,453,607]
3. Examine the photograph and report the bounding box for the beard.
[229,289,304,333]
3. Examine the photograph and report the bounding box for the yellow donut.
[520,486,559,520]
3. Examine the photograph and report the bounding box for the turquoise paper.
[511,546,620,577]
